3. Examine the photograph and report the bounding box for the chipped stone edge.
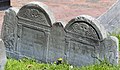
[65,15,107,40]
[28,1,56,25]
[110,36,119,64]
[1,7,19,39]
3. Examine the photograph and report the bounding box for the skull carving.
[73,22,89,35]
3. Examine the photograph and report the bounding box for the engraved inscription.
[68,41,95,66]
[68,22,99,40]
[3,18,15,51]
[18,8,49,26]
[20,27,47,60]
[2,2,56,64]
[65,18,101,66]
[69,41,94,54]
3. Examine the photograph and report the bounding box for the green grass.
[112,33,120,51]
[5,58,120,70]
[5,58,70,70]
[5,34,120,70]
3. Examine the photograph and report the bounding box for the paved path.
[0,0,116,33]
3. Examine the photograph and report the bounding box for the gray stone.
[1,1,119,67]
[65,15,118,66]
[17,2,55,62]
[1,7,18,59]
[48,22,65,63]
[99,36,119,65]
[98,0,120,34]
[0,39,7,70]
[2,2,55,62]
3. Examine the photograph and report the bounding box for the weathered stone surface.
[65,15,118,66]
[48,22,65,63]
[98,0,120,34]
[1,7,18,58]
[17,2,54,62]
[1,1,119,67]
[0,39,7,70]
[2,2,55,62]
[99,36,119,65]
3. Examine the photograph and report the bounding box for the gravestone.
[48,22,65,63]
[0,39,7,70]
[98,0,120,34]
[2,2,55,62]
[2,8,18,58]
[99,36,119,64]
[65,15,118,66]
[1,1,119,67]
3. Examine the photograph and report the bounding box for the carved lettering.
[17,8,49,26]
[67,22,99,40]
[19,26,47,60]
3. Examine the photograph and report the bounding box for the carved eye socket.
[32,14,38,17]
[85,27,86,29]
[81,26,83,28]
[32,14,34,16]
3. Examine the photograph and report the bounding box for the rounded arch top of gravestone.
[17,1,55,27]
[65,15,107,40]
[52,21,64,28]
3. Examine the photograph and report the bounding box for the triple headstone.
[1,1,119,67]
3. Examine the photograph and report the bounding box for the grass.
[5,34,120,70]
[5,58,120,70]
[111,33,120,51]
[5,58,70,70]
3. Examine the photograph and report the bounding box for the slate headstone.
[48,22,65,63]
[0,39,7,70]
[99,36,119,64]
[1,1,119,67]
[2,8,18,58]
[2,2,55,62]
[65,15,118,66]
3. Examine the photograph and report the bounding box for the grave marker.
[2,2,55,62]
[1,2,119,67]
[48,22,65,62]
[65,15,118,66]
